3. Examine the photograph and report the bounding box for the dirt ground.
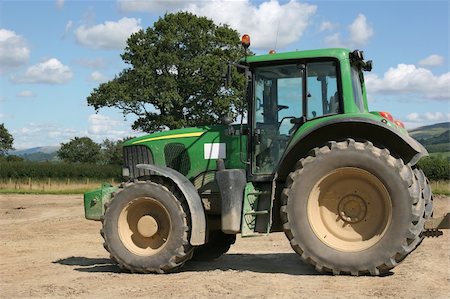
[0,194,449,299]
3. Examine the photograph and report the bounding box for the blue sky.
[0,0,449,149]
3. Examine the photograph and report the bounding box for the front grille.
[123,145,153,178]
[164,143,190,176]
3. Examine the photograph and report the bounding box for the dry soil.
[1,194,449,299]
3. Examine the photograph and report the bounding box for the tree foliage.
[418,155,450,181]
[0,123,14,156]
[57,137,101,163]
[87,12,246,133]
[100,139,123,166]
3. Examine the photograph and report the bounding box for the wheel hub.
[137,215,159,238]
[338,195,367,223]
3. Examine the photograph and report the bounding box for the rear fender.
[137,164,206,245]
[277,118,428,180]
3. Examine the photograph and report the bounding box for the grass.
[431,180,450,196]
[0,178,116,195]
[1,178,449,196]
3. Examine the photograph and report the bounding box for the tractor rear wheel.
[281,139,427,276]
[191,230,236,261]
[101,181,193,273]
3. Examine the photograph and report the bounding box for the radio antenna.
[274,18,281,51]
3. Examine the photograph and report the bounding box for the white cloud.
[17,90,36,97]
[418,54,444,68]
[404,112,450,129]
[186,0,317,49]
[74,17,141,49]
[11,58,73,84]
[117,0,317,50]
[348,14,374,48]
[0,29,30,70]
[90,71,107,82]
[325,14,374,48]
[88,114,131,138]
[12,123,82,148]
[365,64,450,100]
[320,21,336,32]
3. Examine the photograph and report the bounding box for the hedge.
[0,161,121,180]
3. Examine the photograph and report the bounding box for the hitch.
[423,213,450,238]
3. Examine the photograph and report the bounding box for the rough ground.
[0,194,449,299]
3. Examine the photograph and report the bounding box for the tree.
[100,139,123,166]
[0,123,14,156]
[87,12,246,133]
[57,137,101,163]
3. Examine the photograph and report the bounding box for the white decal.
[204,143,226,159]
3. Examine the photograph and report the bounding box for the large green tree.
[87,12,246,133]
[100,139,124,166]
[57,137,101,163]
[0,123,14,156]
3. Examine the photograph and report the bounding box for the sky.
[0,0,449,149]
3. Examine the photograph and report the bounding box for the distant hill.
[11,146,60,162]
[409,122,450,140]
[409,122,450,154]
[12,146,60,156]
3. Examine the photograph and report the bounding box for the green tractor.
[84,36,445,276]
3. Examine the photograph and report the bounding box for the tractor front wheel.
[281,139,427,276]
[101,181,193,273]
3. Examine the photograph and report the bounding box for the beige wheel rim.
[118,197,171,256]
[307,167,392,252]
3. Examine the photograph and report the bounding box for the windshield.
[252,64,304,174]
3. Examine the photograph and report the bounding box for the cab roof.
[243,48,351,64]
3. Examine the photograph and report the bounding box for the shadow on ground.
[54,256,121,273]
[54,253,320,275]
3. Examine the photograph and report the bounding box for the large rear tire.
[281,139,427,276]
[101,181,193,273]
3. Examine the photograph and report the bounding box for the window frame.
[248,57,343,179]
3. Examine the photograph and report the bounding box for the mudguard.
[136,164,206,245]
[277,117,428,179]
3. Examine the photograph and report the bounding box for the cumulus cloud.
[418,54,444,68]
[88,114,131,138]
[404,112,450,128]
[325,14,374,48]
[11,58,73,84]
[187,0,316,49]
[74,17,141,49]
[117,0,317,50]
[0,29,30,70]
[12,123,81,148]
[89,71,107,82]
[17,90,36,97]
[365,64,450,100]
